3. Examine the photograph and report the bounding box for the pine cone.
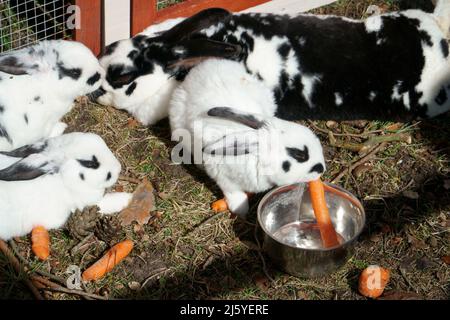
[66,206,101,240]
[94,215,124,245]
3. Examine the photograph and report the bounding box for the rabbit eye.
[79,173,85,181]
[282,161,291,172]
[106,172,112,181]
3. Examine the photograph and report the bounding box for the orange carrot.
[82,240,134,281]
[309,179,340,248]
[31,226,50,261]
[211,193,254,213]
[358,265,390,298]
[211,198,228,213]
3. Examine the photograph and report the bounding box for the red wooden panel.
[74,0,102,56]
[131,0,271,35]
[131,0,157,36]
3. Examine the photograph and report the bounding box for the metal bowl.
[257,182,365,278]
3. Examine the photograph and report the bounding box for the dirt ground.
[0,0,449,300]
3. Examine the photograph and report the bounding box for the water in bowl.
[272,221,345,249]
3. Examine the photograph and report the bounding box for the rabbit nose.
[87,87,106,102]
[309,163,325,174]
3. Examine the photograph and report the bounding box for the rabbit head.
[0,40,104,100]
[204,107,326,185]
[93,8,240,125]
[0,132,121,195]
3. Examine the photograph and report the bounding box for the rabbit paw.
[224,191,249,218]
[97,192,133,215]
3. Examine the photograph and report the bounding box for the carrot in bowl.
[308,179,340,248]
[31,226,50,261]
[82,239,134,281]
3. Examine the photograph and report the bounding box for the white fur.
[0,40,104,151]
[0,132,128,240]
[98,19,183,125]
[97,6,450,125]
[169,59,325,217]
[401,9,450,117]
[434,0,450,38]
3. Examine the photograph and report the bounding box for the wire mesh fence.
[157,0,185,11]
[0,0,72,53]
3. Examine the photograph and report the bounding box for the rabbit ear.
[166,39,242,70]
[0,47,45,75]
[207,107,267,129]
[203,131,260,156]
[0,141,48,158]
[159,8,231,42]
[0,154,57,181]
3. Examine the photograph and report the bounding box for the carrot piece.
[31,226,50,261]
[211,198,228,213]
[308,179,340,248]
[358,265,390,298]
[82,240,134,281]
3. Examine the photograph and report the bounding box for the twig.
[0,239,44,300]
[399,267,418,293]
[119,175,141,184]
[9,240,66,285]
[307,120,384,138]
[40,286,110,300]
[331,142,388,184]
[253,224,275,283]
[140,267,169,289]
[70,233,95,256]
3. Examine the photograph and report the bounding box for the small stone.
[370,233,382,243]
[326,121,338,129]
[128,281,141,291]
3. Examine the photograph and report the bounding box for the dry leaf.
[379,291,422,300]
[127,118,139,128]
[353,163,373,178]
[119,179,155,226]
[254,275,270,291]
[442,255,450,265]
[385,123,403,132]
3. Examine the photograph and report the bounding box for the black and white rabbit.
[169,59,325,217]
[0,132,131,240]
[0,40,104,151]
[94,2,450,124]
[93,10,242,125]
